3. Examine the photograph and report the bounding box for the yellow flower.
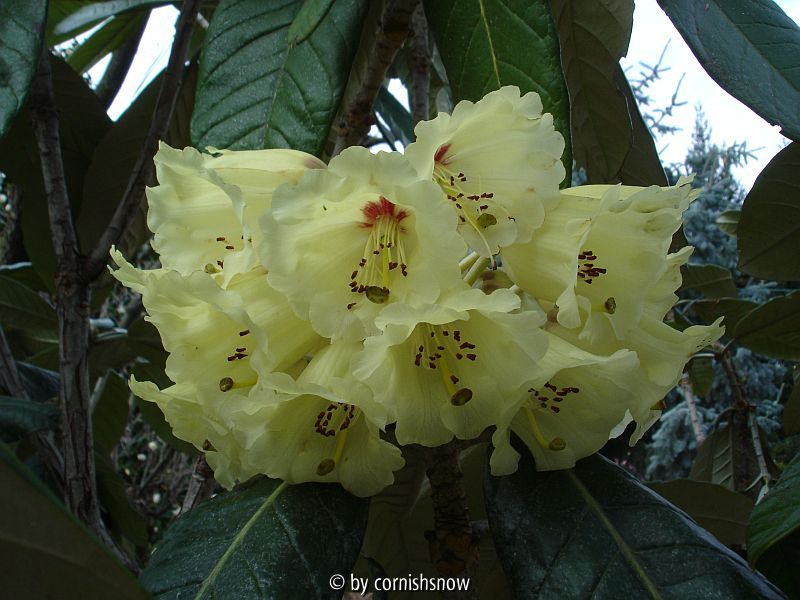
[502,177,697,340]
[237,342,404,497]
[259,146,467,341]
[146,142,323,278]
[406,86,565,257]
[352,288,550,446]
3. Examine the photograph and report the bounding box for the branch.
[29,47,101,531]
[409,3,430,127]
[422,440,480,600]
[680,374,705,444]
[96,13,149,109]
[84,0,201,282]
[180,453,216,513]
[332,0,420,156]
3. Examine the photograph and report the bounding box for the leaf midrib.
[194,480,289,599]
[568,470,665,600]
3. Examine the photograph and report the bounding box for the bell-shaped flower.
[260,147,467,341]
[146,142,323,277]
[110,250,323,449]
[405,86,565,257]
[502,177,697,340]
[352,288,550,446]
[129,378,257,489]
[489,333,641,473]
[236,341,405,497]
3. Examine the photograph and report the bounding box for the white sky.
[92,1,800,192]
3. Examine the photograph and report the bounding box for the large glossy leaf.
[613,65,667,186]
[785,369,800,435]
[92,371,130,451]
[423,0,572,179]
[95,445,149,548]
[657,0,800,141]
[287,0,336,45]
[139,478,368,599]
[0,396,59,442]
[16,361,60,402]
[738,142,800,281]
[54,0,172,36]
[485,451,782,598]
[648,479,753,546]
[733,291,800,361]
[748,454,800,598]
[549,0,632,183]
[0,57,111,286]
[0,274,58,338]
[692,298,759,337]
[67,12,148,74]
[680,264,737,299]
[0,441,150,599]
[192,0,367,154]
[0,0,48,139]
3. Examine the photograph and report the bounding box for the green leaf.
[485,451,782,598]
[0,261,48,292]
[687,356,714,397]
[692,298,759,337]
[680,264,737,299]
[549,0,633,183]
[192,0,367,154]
[748,454,800,597]
[425,0,572,181]
[374,85,414,147]
[0,274,58,338]
[54,0,172,36]
[689,414,776,497]
[67,12,148,74]
[738,142,800,281]
[47,1,107,45]
[0,56,111,286]
[0,396,59,441]
[0,0,48,139]
[135,394,198,456]
[92,371,130,451]
[613,65,668,186]
[717,209,740,236]
[95,445,149,548]
[734,291,800,361]
[139,478,368,599]
[657,0,800,141]
[16,361,60,402]
[287,0,336,45]
[785,369,800,435]
[648,479,754,546]
[0,441,150,599]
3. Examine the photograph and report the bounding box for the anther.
[316,458,336,476]
[219,377,234,392]
[604,297,617,314]
[204,263,220,274]
[365,285,390,304]
[477,213,497,228]
[450,388,473,406]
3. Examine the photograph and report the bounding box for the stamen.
[218,376,257,392]
[204,263,220,274]
[450,388,473,406]
[524,407,566,452]
[316,458,335,476]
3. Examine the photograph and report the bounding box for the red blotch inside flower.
[434,143,451,165]
[361,196,408,227]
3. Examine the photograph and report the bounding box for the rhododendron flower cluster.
[112,86,723,497]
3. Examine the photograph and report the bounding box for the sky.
[92,0,800,193]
